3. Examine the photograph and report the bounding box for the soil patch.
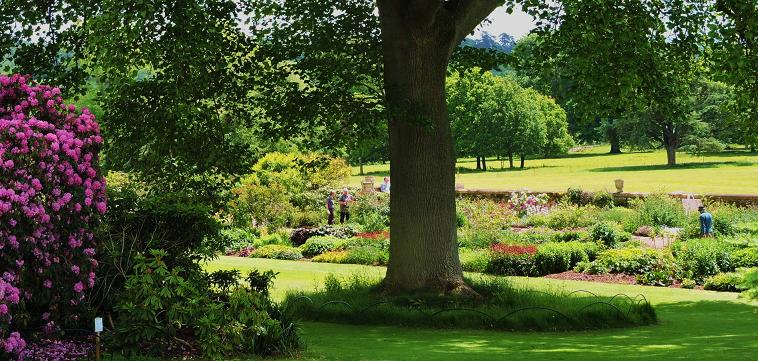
[544,271,637,285]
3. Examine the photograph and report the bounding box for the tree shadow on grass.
[590,161,755,172]
[299,300,758,361]
[454,165,560,174]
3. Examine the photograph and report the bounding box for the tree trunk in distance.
[481,157,487,171]
[666,145,677,166]
[378,2,486,296]
[476,156,481,170]
[508,153,514,168]
[608,125,622,154]
[520,153,525,168]
[359,158,364,175]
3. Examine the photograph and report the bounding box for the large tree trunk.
[520,153,525,168]
[481,157,487,171]
[476,156,481,170]
[508,153,514,168]
[378,3,468,295]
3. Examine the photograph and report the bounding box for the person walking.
[339,188,353,224]
[326,191,336,225]
[698,206,714,237]
[380,177,391,193]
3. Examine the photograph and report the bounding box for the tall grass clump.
[284,274,656,332]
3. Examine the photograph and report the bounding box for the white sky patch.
[474,6,537,39]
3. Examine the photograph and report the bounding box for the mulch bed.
[544,271,637,285]
[544,271,705,290]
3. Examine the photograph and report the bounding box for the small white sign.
[94,317,103,333]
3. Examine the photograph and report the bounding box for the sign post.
[94,317,103,361]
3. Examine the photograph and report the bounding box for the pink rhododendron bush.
[0,74,106,358]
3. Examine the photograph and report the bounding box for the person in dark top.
[339,188,352,224]
[326,191,336,225]
[699,206,714,237]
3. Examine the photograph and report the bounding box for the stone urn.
[361,178,375,193]
[614,179,624,193]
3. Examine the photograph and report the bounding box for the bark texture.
[377,0,498,295]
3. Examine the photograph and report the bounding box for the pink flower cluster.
[0,74,106,358]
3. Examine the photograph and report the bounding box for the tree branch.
[448,0,503,44]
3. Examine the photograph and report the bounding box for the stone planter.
[614,179,624,193]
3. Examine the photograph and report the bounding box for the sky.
[474,6,537,39]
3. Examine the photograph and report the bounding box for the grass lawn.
[350,147,758,194]
[206,257,758,361]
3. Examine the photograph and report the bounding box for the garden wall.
[455,189,758,207]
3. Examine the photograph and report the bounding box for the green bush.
[250,245,303,260]
[312,250,349,263]
[681,278,697,289]
[533,242,598,275]
[351,192,390,232]
[740,268,758,300]
[590,222,623,248]
[636,270,675,287]
[544,204,597,229]
[458,227,503,248]
[110,250,300,358]
[256,232,291,247]
[592,190,615,208]
[344,246,389,266]
[486,246,538,276]
[289,209,323,228]
[301,236,340,257]
[565,187,588,206]
[586,248,675,275]
[672,238,737,281]
[631,194,686,228]
[335,237,390,251]
[703,272,744,292]
[459,248,490,273]
[551,229,588,243]
[731,248,758,268]
[220,227,260,252]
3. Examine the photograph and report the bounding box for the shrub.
[335,237,390,252]
[565,187,587,206]
[312,251,349,263]
[681,278,697,289]
[703,272,744,292]
[589,221,627,248]
[459,248,490,273]
[551,230,588,243]
[289,209,323,228]
[344,246,389,266]
[289,225,356,246]
[301,236,339,257]
[731,248,758,268]
[220,227,260,253]
[740,268,758,300]
[110,250,300,358]
[458,227,503,248]
[631,194,686,228]
[636,270,675,287]
[533,242,598,275]
[0,74,106,357]
[250,245,303,260]
[544,204,597,229]
[592,190,615,208]
[672,239,736,281]
[486,244,538,276]
[351,192,389,232]
[586,248,675,275]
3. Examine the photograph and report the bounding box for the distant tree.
[535,93,574,157]
[525,0,713,165]
[691,78,741,147]
[447,68,499,170]
[710,0,758,151]
[511,88,547,168]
